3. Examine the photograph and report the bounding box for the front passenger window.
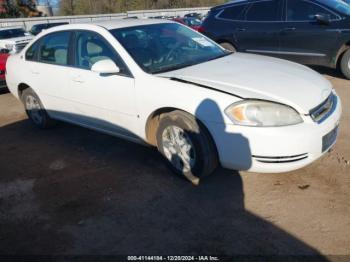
[287,0,337,21]
[38,31,70,65]
[75,31,125,73]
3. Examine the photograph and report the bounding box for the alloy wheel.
[161,125,196,173]
[25,95,43,125]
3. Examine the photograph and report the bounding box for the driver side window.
[74,31,128,74]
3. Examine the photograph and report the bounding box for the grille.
[253,153,308,164]
[310,93,336,123]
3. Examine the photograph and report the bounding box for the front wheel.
[340,49,350,80]
[21,88,56,129]
[156,111,218,185]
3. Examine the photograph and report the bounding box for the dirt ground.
[0,67,349,259]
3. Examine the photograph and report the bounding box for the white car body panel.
[5,20,342,173]
[160,53,333,114]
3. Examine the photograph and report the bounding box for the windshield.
[318,0,350,15]
[30,25,45,34]
[0,28,26,39]
[110,23,229,74]
[185,18,202,26]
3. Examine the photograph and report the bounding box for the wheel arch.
[18,83,30,99]
[145,107,218,154]
[335,42,350,67]
[216,39,237,49]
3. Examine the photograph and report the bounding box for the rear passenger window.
[38,31,70,65]
[25,41,39,61]
[219,4,247,20]
[245,0,282,21]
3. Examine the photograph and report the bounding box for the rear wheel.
[220,42,236,52]
[340,49,350,80]
[156,111,218,185]
[21,88,56,129]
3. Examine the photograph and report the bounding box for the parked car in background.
[0,52,9,91]
[150,15,171,19]
[184,12,204,20]
[6,20,341,184]
[29,22,69,36]
[124,16,139,19]
[201,0,350,79]
[173,17,202,30]
[0,27,33,54]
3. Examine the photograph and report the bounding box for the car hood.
[159,53,333,113]
[0,36,33,45]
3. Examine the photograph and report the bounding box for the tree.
[59,0,76,15]
[59,0,228,16]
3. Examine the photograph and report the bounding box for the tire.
[156,111,218,185]
[21,88,56,129]
[220,42,236,52]
[340,49,350,80]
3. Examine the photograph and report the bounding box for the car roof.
[38,19,175,36]
[84,19,173,30]
[33,22,67,26]
[212,0,250,10]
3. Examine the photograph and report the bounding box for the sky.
[37,0,60,8]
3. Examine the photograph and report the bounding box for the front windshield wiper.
[153,51,233,74]
[152,61,198,74]
[206,51,233,62]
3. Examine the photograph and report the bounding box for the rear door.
[235,0,284,55]
[25,31,73,119]
[280,0,340,65]
[210,2,249,47]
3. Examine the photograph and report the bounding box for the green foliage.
[59,0,228,15]
[0,0,20,18]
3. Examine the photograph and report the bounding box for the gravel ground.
[0,68,349,259]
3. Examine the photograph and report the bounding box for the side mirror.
[315,13,331,25]
[91,59,120,74]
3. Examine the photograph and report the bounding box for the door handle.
[236,28,246,32]
[282,27,296,32]
[72,76,85,83]
[30,70,39,75]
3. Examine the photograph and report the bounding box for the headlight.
[225,100,303,127]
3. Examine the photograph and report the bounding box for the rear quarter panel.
[6,54,24,98]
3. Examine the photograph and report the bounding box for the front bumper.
[207,94,342,173]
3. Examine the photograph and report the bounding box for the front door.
[279,0,340,65]
[66,30,138,138]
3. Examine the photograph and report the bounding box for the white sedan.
[6,19,342,184]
